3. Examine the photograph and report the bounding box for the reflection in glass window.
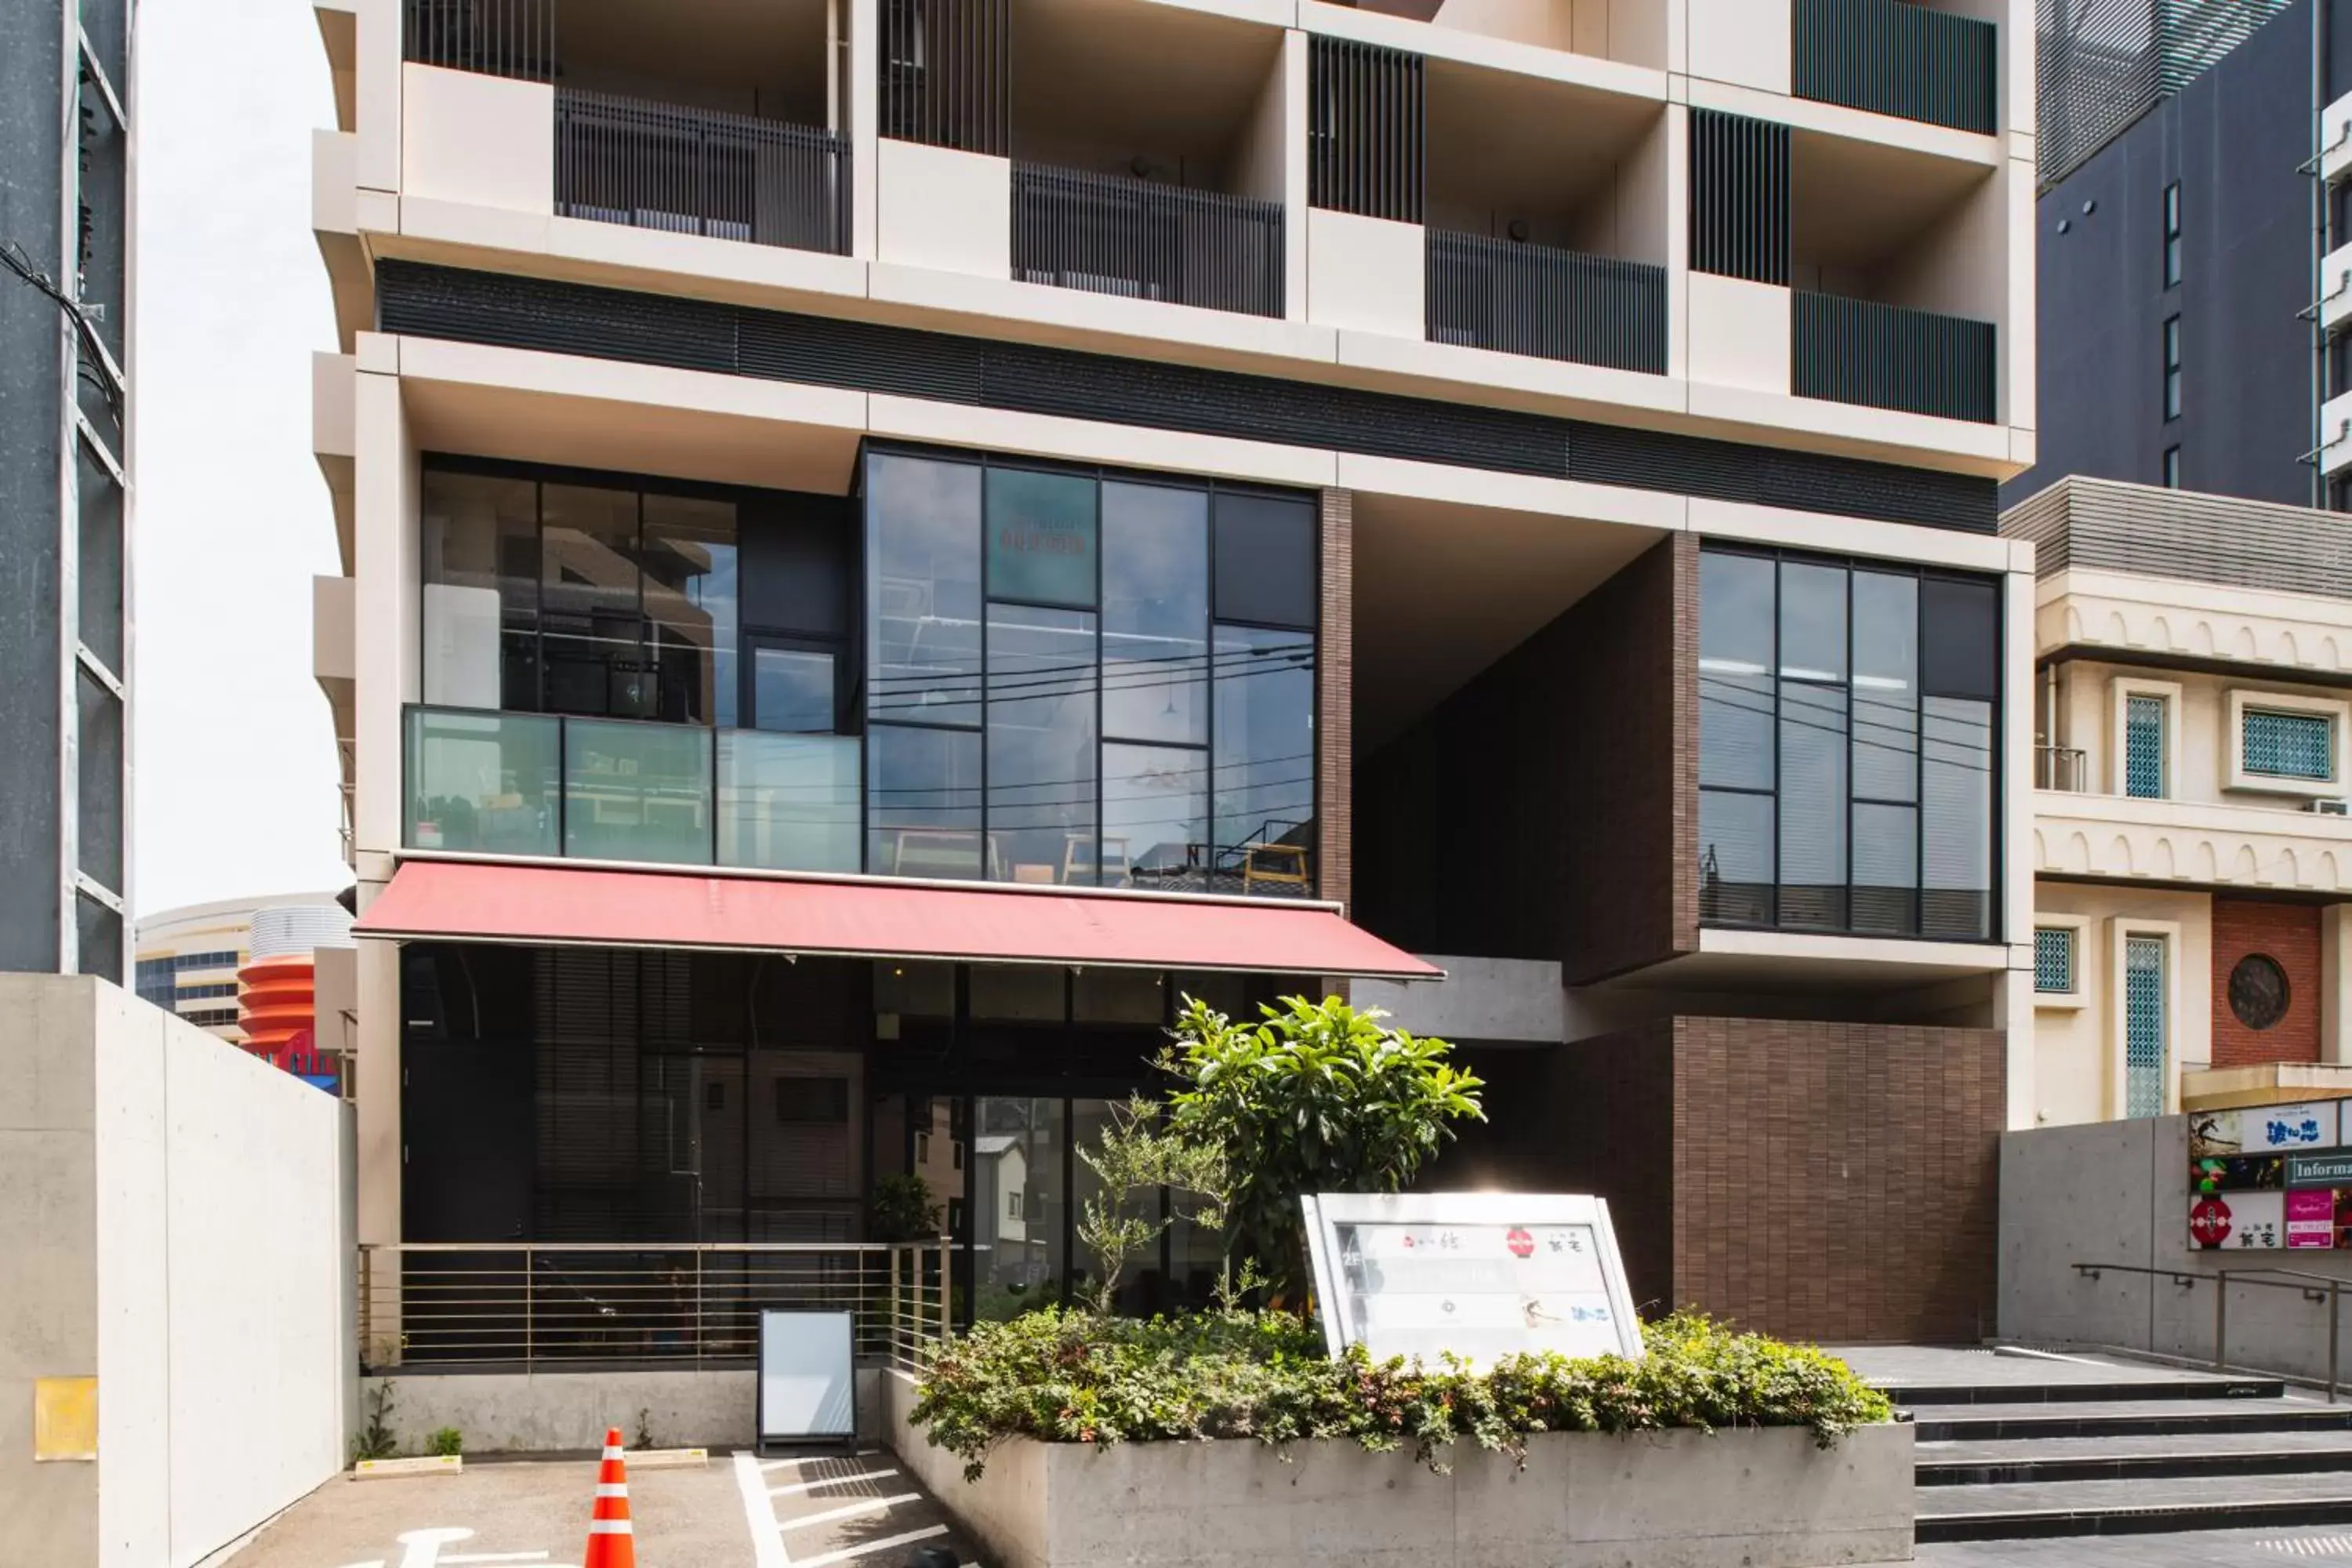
[752,645,836,733]
[643,493,738,727]
[717,731,858,873]
[988,605,1099,884]
[868,724,985,879]
[562,717,713,865]
[1697,546,2000,939]
[1102,483,1208,747]
[421,470,539,710]
[869,456,983,727]
[1213,626,1315,892]
[985,467,1096,608]
[1213,492,1316,629]
[540,485,649,717]
[1105,742,1210,893]
[405,706,561,858]
[972,1097,1065,1321]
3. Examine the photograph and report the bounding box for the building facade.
[0,0,134,978]
[317,0,2038,1345]
[135,892,354,1053]
[2009,477,2352,1123]
[2012,0,2352,510]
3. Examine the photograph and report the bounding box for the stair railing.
[2074,1260,2347,1402]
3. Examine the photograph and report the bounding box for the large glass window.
[862,450,1318,896]
[1697,546,2002,940]
[421,471,539,710]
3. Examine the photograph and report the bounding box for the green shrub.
[871,1172,942,1243]
[426,1426,464,1457]
[908,1308,1891,1481]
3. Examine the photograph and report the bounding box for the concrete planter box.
[884,1373,1913,1568]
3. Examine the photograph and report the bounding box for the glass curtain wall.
[1696,546,1999,940]
[864,448,1319,895]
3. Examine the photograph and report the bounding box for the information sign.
[1301,1192,1643,1369]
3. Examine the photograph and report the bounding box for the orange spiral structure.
[237,954,317,1075]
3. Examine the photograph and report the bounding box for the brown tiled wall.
[2211,898,2322,1068]
[1318,488,1353,918]
[1549,1016,2003,1344]
[1350,537,1693,982]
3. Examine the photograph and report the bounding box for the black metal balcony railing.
[555,89,851,256]
[403,0,557,82]
[1011,164,1284,319]
[1426,230,1668,376]
[1793,0,1998,136]
[1793,291,1997,424]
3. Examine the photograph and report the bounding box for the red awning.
[355,860,1443,979]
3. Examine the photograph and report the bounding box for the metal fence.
[1011,163,1284,319]
[556,89,851,256]
[1308,35,1425,223]
[1794,0,1998,135]
[403,0,557,82]
[880,0,1010,154]
[2035,743,2089,791]
[1793,290,1998,425]
[358,1242,951,1376]
[1426,230,1667,376]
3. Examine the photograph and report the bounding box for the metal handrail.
[2074,1260,2350,1401]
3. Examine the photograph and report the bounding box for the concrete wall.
[366,1367,882,1454]
[2002,1112,2352,1383]
[884,1372,1912,1568]
[0,975,352,1568]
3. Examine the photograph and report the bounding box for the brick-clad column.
[1317,488,1353,919]
[1668,533,1700,956]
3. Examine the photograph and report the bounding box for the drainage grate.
[2260,1537,2352,1557]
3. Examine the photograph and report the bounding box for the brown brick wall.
[1318,488,1353,918]
[1350,537,1692,982]
[1548,1017,2003,1344]
[2211,898,2322,1068]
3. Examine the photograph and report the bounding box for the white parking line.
[771,1467,901,1497]
[760,1450,880,1472]
[794,1524,948,1567]
[778,1494,920,1532]
[735,1452,793,1568]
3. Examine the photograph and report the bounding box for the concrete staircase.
[1894,1360,2352,1541]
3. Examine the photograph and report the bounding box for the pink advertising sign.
[2287,1189,2337,1249]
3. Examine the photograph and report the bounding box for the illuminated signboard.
[1301,1192,1643,1369]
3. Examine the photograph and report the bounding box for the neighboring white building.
[2009,478,2352,1124]
[134,891,352,1042]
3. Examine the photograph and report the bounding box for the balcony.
[2034,788,2352,895]
[556,89,849,254]
[1792,0,1998,136]
[404,706,861,873]
[401,0,851,256]
[1011,162,1283,318]
[1793,290,1994,423]
[1426,229,1666,374]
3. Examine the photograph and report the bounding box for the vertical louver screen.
[1689,110,1789,285]
[1308,36,1425,223]
[1793,0,1998,136]
[403,0,557,82]
[880,0,1009,157]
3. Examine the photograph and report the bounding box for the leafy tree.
[870,1172,942,1243]
[1157,995,1485,1298]
[1073,1095,1232,1314]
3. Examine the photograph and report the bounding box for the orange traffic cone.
[583,1428,636,1568]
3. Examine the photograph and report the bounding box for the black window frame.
[1697,542,2005,945]
[2161,444,2181,489]
[858,440,1320,898]
[2163,314,2182,422]
[2161,180,2181,289]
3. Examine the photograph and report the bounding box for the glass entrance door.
[971,1096,1067,1319]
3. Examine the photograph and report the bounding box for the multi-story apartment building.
[314,0,2035,1345]
[2009,478,2352,1121]
[0,0,134,978]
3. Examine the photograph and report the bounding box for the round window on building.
[2229,953,2292,1032]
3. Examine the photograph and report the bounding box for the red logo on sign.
[1506,1228,1535,1259]
[2190,1197,2234,1248]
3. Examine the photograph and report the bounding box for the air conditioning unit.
[2303,798,2352,815]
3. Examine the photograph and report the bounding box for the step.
[1893,1375,2284,1406]
[1918,1429,2352,1485]
[1916,1471,2352,1542]
[1913,1399,2352,1443]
